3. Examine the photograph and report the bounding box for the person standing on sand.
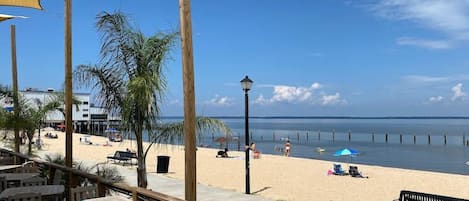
[284,140,291,157]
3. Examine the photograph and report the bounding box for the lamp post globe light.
[240,75,253,194]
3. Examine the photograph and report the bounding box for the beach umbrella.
[334,148,359,162]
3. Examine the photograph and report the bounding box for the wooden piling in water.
[372,132,374,143]
[385,133,388,143]
[428,134,431,144]
[444,133,447,145]
[318,131,321,141]
[306,132,309,141]
[332,129,335,142]
[400,134,402,144]
[297,132,299,142]
[463,133,466,146]
[413,135,416,144]
[348,130,351,141]
[273,132,275,142]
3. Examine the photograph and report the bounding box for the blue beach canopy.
[333,148,359,156]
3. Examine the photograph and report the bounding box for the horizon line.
[160,116,469,119]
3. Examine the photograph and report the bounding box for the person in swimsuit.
[284,140,291,157]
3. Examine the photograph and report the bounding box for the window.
[82,114,89,118]
[83,109,89,112]
[83,101,89,105]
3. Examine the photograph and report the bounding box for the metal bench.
[106,151,137,166]
[397,190,469,201]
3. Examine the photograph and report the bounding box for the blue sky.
[1,0,469,116]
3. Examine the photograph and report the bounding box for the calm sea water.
[156,118,469,175]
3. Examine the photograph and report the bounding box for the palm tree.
[74,11,231,188]
[0,87,81,155]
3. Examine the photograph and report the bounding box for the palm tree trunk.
[136,130,147,188]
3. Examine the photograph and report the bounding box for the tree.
[74,11,231,188]
[0,87,81,155]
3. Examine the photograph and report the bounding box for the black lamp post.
[240,75,253,194]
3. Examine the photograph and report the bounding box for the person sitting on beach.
[246,142,261,159]
[216,148,229,158]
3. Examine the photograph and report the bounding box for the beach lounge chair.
[333,164,348,175]
[349,166,368,178]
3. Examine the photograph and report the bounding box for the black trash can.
[156,155,170,173]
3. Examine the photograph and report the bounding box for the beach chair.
[349,166,368,178]
[333,164,348,175]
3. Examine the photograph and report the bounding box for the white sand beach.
[17,131,469,201]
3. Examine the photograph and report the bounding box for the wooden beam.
[10,24,20,163]
[64,0,74,196]
[179,0,196,200]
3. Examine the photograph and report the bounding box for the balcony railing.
[0,148,185,201]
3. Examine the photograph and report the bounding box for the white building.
[1,88,119,134]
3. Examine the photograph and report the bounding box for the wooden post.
[306,132,308,141]
[462,132,466,146]
[179,0,197,199]
[318,131,320,141]
[332,129,335,142]
[413,135,416,144]
[385,133,388,143]
[64,0,75,197]
[97,182,106,197]
[250,131,253,140]
[237,135,240,151]
[261,135,263,141]
[371,132,374,143]
[10,24,20,164]
[428,134,431,144]
[400,133,402,144]
[297,132,299,143]
[273,132,275,142]
[348,130,351,141]
[444,133,447,145]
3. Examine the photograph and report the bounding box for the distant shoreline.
[161,116,469,120]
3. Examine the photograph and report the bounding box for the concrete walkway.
[113,164,274,201]
[38,154,274,201]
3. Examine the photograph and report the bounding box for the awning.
[0,0,43,10]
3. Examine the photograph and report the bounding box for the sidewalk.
[111,164,273,201]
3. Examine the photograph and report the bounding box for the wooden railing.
[0,148,185,201]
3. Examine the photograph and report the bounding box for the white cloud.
[254,83,346,106]
[403,75,449,83]
[311,82,322,90]
[254,94,271,105]
[321,93,346,106]
[368,0,469,49]
[271,85,313,103]
[429,96,444,103]
[401,75,469,83]
[396,37,452,49]
[206,94,233,106]
[451,83,466,101]
[308,52,324,57]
